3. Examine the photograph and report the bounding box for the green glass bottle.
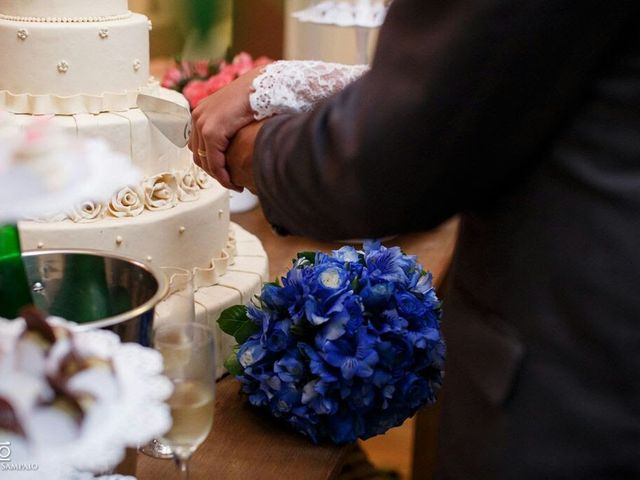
[50,254,113,324]
[0,224,34,319]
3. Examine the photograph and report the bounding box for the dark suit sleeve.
[253,0,633,241]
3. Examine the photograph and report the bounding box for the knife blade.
[137,93,192,148]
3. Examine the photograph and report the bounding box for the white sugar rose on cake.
[0,0,268,376]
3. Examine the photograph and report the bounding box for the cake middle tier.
[19,186,230,274]
[0,13,149,97]
[9,85,190,177]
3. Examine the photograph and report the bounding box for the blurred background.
[130,1,412,478]
[129,0,378,64]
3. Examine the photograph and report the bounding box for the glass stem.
[174,454,191,480]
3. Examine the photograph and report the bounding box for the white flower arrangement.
[0,114,141,224]
[0,310,172,480]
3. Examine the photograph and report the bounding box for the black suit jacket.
[253,0,640,477]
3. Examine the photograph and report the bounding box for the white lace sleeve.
[250,60,369,120]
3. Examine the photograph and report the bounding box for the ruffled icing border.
[159,229,237,292]
[0,79,159,115]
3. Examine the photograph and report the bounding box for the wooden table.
[137,208,459,480]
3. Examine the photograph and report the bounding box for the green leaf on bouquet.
[224,345,243,376]
[218,305,248,335]
[218,305,259,343]
[234,320,260,344]
[296,251,316,265]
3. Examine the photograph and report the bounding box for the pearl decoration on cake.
[146,256,153,262]
[179,226,186,234]
[218,209,225,218]
[57,61,69,74]
[115,235,124,245]
[17,29,29,41]
[0,12,133,23]
[148,19,153,31]
[37,242,44,249]
[99,28,109,39]
[133,59,142,72]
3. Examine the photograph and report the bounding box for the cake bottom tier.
[157,223,269,379]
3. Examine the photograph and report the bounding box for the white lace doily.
[250,60,369,120]
[292,0,387,28]
[0,318,172,480]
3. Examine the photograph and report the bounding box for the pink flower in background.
[161,66,183,89]
[193,60,211,78]
[218,62,238,79]
[162,52,274,110]
[180,60,194,78]
[183,79,210,109]
[231,52,255,76]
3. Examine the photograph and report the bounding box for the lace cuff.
[250,60,369,120]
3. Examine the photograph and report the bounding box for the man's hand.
[226,121,265,194]
[189,67,263,192]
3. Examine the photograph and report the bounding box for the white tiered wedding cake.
[0,0,268,376]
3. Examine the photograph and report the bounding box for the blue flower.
[270,382,302,416]
[302,379,338,415]
[395,292,428,318]
[400,373,432,409]
[411,271,434,296]
[377,333,414,371]
[304,292,349,326]
[321,327,379,380]
[279,267,312,323]
[287,412,320,443]
[299,343,338,383]
[318,294,364,341]
[364,245,409,284]
[247,302,274,333]
[327,412,365,444]
[265,320,292,352]
[309,263,352,301]
[274,350,305,382]
[261,283,288,309]
[346,380,376,411]
[238,338,267,368]
[248,389,269,407]
[367,308,408,335]
[332,246,361,264]
[360,281,395,312]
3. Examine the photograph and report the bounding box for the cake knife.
[137,93,192,148]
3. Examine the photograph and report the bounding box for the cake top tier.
[0,0,129,20]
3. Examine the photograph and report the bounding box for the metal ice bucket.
[22,249,168,346]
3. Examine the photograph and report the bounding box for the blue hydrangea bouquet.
[218,241,445,444]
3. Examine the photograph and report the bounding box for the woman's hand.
[189,67,263,191]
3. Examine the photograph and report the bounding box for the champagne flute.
[140,267,197,459]
[155,322,215,479]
